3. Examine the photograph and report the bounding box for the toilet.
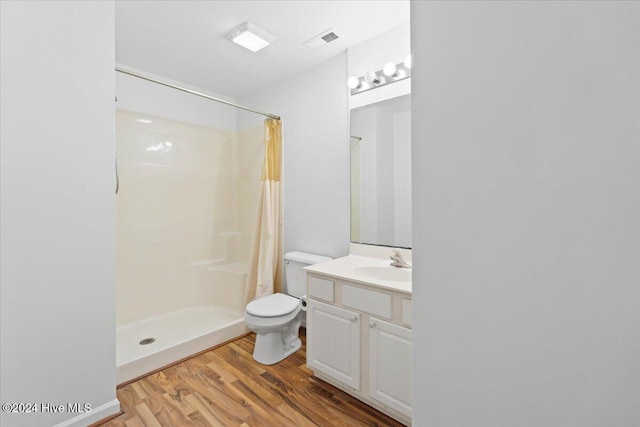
[244,251,331,365]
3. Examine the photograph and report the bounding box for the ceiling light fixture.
[227,22,276,53]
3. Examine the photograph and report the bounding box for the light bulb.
[347,76,360,89]
[395,69,407,80]
[360,81,371,90]
[404,54,412,69]
[383,62,397,77]
[364,70,379,83]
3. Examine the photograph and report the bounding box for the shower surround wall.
[116,110,262,323]
[115,71,264,382]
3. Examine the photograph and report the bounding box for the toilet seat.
[246,293,299,318]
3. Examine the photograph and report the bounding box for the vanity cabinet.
[306,273,412,426]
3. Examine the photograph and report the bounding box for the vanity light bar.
[348,55,412,95]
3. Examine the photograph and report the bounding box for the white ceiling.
[115,0,409,98]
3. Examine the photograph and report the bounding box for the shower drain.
[139,338,155,345]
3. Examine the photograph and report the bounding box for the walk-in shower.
[115,68,278,384]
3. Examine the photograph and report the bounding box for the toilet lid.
[246,293,299,318]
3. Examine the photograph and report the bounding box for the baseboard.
[52,399,120,427]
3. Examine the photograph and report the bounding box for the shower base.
[116,305,249,384]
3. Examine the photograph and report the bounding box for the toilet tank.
[284,251,332,298]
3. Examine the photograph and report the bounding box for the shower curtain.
[245,118,282,304]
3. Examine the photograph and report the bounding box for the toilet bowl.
[244,251,331,365]
[244,293,304,365]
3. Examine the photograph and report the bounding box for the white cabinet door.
[307,299,361,390]
[368,317,412,417]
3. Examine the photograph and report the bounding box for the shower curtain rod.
[115,67,281,121]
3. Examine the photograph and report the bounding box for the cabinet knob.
[350,316,358,322]
[369,321,376,328]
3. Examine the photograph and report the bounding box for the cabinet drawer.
[342,284,392,319]
[308,276,334,302]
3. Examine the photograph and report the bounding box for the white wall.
[348,22,410,82]
[116,68,237,130]
[412,2,640,426]
[238,53,350,289]
[1,2,119,427]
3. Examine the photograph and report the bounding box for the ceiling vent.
[304,28,340,50]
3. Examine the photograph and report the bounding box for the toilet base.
[252,325,302,365]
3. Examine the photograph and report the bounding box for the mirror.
[350,94,411,248]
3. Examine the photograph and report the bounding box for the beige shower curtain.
[244,118,282,304]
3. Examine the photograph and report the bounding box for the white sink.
[353,265,412,283]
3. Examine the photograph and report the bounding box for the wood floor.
[100,330,405,427]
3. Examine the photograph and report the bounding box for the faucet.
[389,248,411,268]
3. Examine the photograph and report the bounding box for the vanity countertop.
[304,255,412,294]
